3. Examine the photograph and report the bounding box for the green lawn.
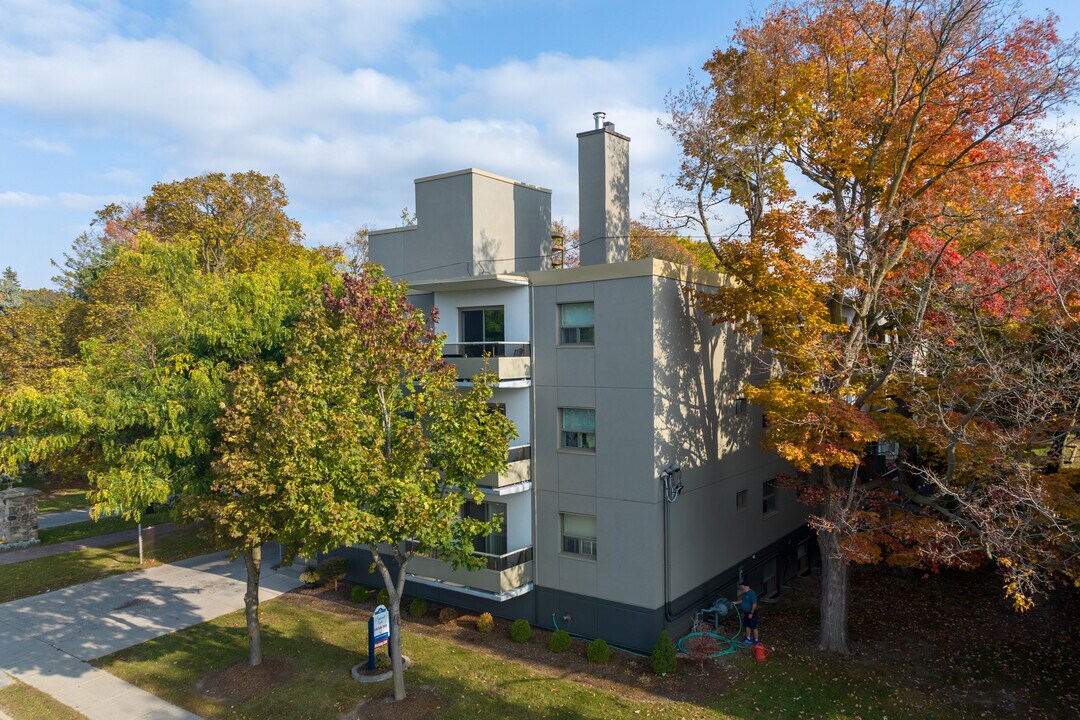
[94,599,986,720]
[0,525,225,603]
[35,489,89,515]
[38,508,174,545]
[0,681,88,720]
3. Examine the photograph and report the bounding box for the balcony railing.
[442,342,531,358]
[442,343,531,382]
[405,541,533,570]
[480,444,530,488]
[405,543,534,594]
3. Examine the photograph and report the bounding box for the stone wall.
[0,487,43,544]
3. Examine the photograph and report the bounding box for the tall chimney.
[577,113,630,266]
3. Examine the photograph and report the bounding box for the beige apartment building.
[339,116,813,651]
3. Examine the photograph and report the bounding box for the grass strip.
[38,508,173,545]
[0,680,89,720]
[35,490,89,515]
[0,525,225,604]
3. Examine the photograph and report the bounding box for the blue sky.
[2,0,1078,289]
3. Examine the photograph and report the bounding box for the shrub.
[587,638,611,664]
[317,557,349,590]
[438,607,459,624]
[375,654,391,670]
[298,565,320,585]
[409,598,428,618]
[510,619,532,644]
[548,629,572,653]
[650,630,677,675]
[476,612,495,633]
[350,585,369,603]
[376,588,390,607]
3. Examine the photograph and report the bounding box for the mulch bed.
[349,686,447,720]
[195,658,294,702]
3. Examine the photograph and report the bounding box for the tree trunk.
[243,545,263,667]
[137,523,144,565]
[370,546,407,701]
[389,595,405,701]
[817,518,850,653]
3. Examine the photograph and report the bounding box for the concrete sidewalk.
[0,545,301,720]
[37,508,94,530]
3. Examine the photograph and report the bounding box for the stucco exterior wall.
[368,169,552,281]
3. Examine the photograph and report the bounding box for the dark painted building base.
[534,524,817,652]
[325,524,817,654]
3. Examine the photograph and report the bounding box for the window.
[561,513,596,558]
[463,500,507,556]
[460,307,505,356]
[560,408,595,450]
[797,540,811,576]
[559,302,594,345]
[762,479,777,516]
[734,397,748,415]
[762,557,779,598]
[736,489,748,511]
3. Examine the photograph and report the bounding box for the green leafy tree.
[0,267,23,313]
[1,170,324,560]
[51,203,142,300]
[144,171,304,274]
[219,268,515,699]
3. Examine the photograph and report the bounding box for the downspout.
[660,465,683,621]
[529,278,539,626]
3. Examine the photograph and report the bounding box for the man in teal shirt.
[739,582,759,644]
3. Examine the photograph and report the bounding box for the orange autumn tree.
[662,0,1080,652]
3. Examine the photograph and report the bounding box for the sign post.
[367,604,390,672]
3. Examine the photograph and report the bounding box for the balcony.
[407,545,534,595]
[480,444,531,488]
[442,342,530,382]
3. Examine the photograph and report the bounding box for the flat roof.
[527,258,729,288]
[405,273,531,293]
[414,168,551,194]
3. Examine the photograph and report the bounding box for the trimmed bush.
[298,565,319,585]
[650,629,677,675]
[548,629,572,653]
[476,612,495,633]
[510,619,532,644]
[350,585,369,603]
[409,598,428,618]
[438,607,459,624]
[376,588,390,607]
[317,557,349,590]
[587,638,611,664]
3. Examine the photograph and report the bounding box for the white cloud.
[0,35,426,145]
[24,137,72,154]
[0,0,114,49]
[0,191,48,208]
[0,190,126,211]
[182,0,445,69]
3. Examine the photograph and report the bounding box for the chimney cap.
[592,111,606,129]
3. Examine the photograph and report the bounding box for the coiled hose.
[675,604,747,658]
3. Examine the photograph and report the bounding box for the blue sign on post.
[368,604,391,671]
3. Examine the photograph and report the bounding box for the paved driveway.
[0,546,301,719]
